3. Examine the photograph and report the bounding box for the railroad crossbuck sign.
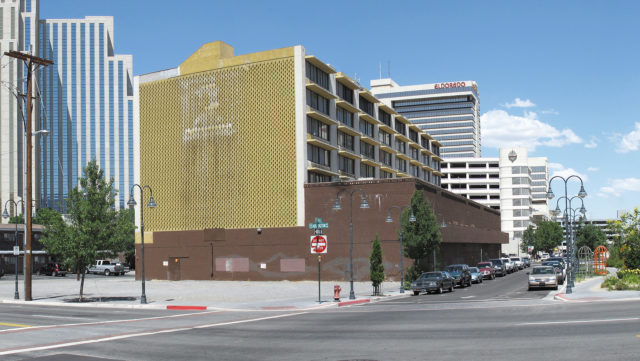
[310,235,328,254]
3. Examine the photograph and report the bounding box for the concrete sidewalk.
[553,268,640,302]
[0,274,407,310]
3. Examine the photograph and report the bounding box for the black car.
[38,263,68,277]
[411,271,455,295]
[488,258,507,277]
[444,264,472,287]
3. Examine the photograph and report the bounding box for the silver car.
[528,266,558,290]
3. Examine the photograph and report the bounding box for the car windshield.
[510,258,519,261]
[469,267,479,272]
[490,259,502,265]
[421,272,442,279]
[532,267,555,275]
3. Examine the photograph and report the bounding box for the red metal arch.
[594,245,608,275]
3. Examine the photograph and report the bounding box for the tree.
[402,190,442,280]
[39,160,135,301]
[520,225,536,255]
[608,207,640,269]
[534,221,564,254]
[575,224,607,251]
[369,234,384,296]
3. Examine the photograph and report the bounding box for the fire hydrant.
[334,285,342,301]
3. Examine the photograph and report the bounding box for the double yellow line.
[0,322,31,328]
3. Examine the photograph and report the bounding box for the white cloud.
[616,122,640,153]
[503,98,536,108]
[599,178,640,197]
[481,110,583,151]
[584,137,598,149]
[541,109,559,115]
[548,163,588,182]
[587,167,599,172]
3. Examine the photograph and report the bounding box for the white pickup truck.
[87,260,125,276]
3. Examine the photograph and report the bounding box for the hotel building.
[133,41,507,280]
[370,78,481,159]
[0,0,134,214]
[441,147,549,255]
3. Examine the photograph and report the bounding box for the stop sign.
[310,235,327,254]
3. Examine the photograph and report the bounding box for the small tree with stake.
[402,190,442,281]
[370,234,384,296]
[39,160,135,301]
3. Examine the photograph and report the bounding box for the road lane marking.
[31,314,93,320]
[460,296,476,299]
[0,310,223,335]
[518,317,640,326]
[0,311,307,356]
[0,322,31,328]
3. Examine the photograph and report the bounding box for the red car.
[477,262,495,280]
[38,263,68,277]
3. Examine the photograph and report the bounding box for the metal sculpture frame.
[577,246,594,277]
[594,245,608,275]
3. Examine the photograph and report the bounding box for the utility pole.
[5,51,53,301]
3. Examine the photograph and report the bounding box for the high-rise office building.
[0,0,134,214]
[371,78,481,159]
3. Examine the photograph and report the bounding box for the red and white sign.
[310,235,327,254]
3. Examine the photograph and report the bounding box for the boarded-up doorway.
[168,257,181,281]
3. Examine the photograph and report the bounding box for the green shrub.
[602,276,618,289]
[614,279,629,290]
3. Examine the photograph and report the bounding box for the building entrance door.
[168,257,181,281]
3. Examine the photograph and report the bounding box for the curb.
[337,298,370,307]
[166,305,207,310]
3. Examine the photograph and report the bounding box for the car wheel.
[528,286,532,291]
[492,274,496,280]
[413,291,419,296]
[104,269,111,276]
[438,286,443,294]
[38,269,43,276]
[554,285,558,290]
[449,284,454,292]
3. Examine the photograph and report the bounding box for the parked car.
[444,264,472,287]
[411,271,455,295]
[488,259,507,277]
[521,257,531,268]
[510,257,524,270]
[528,266,559,290]
[541,253,550,260]
[469,267,483,284]
[0,265,4,278]
[501,257,515,273]
[541,260,565,284]
[38,263,68,277]
[87,260,125,276]
[477,262,496,280]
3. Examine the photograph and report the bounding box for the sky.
[40,0,640,220]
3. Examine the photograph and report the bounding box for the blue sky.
[41,0,640,219]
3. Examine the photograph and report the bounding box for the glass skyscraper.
[0,0,134,214]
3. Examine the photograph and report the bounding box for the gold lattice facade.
[136,41,445,234]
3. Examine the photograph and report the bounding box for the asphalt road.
[1,269,638,361]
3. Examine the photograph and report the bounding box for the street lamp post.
[127,184,157,304]
[2,200,24,300]
[551,196,586,289]
[385,206,416,293]
[547,176,587,294]
[333,188,369,300]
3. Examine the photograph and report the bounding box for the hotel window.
[409,129,418,143]
[307,144,330,166]
[360,141,375,159]
[336,107,354,127]
[359,95,375,117]
[308,171,331,183]
[360,163,375,178]
[423,155,430,166]
[395,120,406,135]
[395,139,406,154]
[337,131,354,151]
[336,82,354,104]
[307,89,330,115]
[307,116,329,141]
[410,147,419,160]
[380,150,393,167]
[339,156,355,175]
[381,170,393,179]
[379,109,392,127]
[359,120,374,137]
[378,130,392,146]
[305,61,330,90]
[409,164,419,177]
[397,159,407,172]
